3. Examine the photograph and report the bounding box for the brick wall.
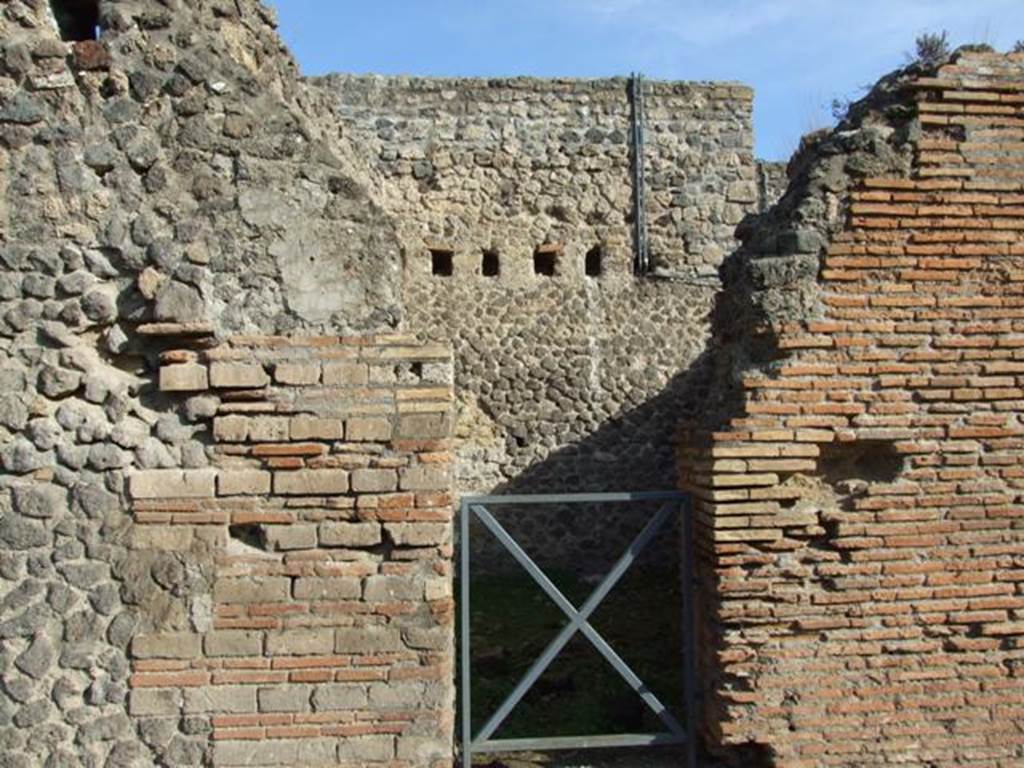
[680,52,1024,765]
[126,334,454,767]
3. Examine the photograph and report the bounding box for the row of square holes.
[430,247,604,278]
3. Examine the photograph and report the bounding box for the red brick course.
[679,53,1024,766]
[127,335,454,767]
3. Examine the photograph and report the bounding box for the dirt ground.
[468,747,701,767]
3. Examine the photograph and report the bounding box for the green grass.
[458,566,685,741]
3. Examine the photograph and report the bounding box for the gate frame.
[459,491,696,768]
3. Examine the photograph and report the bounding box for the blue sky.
[271,1,1024,160]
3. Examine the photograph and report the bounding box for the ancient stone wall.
[0,0,762,759]
[0,1,442,765]
[7,1,1021,766]
[679,51,1024,766]
[321,74,764,275]
[318,74,766,569]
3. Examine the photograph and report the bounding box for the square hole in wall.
[481,250,500,277]
[430,249,454,277]
[585,246,603,277]
[533,246,559,277]
[51,0,100,40]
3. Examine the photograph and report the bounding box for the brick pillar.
[127,334,455,767]
[678,51,1024,766]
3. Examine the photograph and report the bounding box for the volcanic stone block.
[334,627,403,654]
[274,469,348,495]
[129,689,183,717]
[396,736,450,763]
[213,739,336,766]
[396,412,449,439]
[293,577,361,601]
[311,683,369,712]
[350,468,398,493]
[217,469,271,496]
[213,415,249,442]
[258,685,312,713]
[273,361,320,385]
[319,522,381,547]
[263,524,317,551]
[204,631,263,657]
[363,575,421,602]
[322,361,368,386]
[265,628,334,656]
[248,416,289,442]
[159,363,208,392]
[213,577,291,604]
[132,632,202,659]
[385,522,449,546]
[289,415,344,440]
[398,466,450,491]
[209,362,269,388]
[128,469,217,499]
[183,685,257,714]
[337,735,394,762]
[346,416,393,441]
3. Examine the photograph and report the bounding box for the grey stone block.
[334,627,404,654]
[351,468,398,493]
[337,735,394,762]
[293,577,361,601]
[362,575,422,602]
[398,466,450,491]
[263,524,317,551]
[183,685,257,714]
[311,683,368,712]
[265,628,334,656]
[204,631,263,658]
[128,688,183,717]
[213,577,291,605]
[131,632,202,659]
[319,522,381,548]
[258,685,312,713]
[385,522,449,546]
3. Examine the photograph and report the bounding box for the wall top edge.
[308,72,754,98]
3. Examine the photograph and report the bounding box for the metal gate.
[459,492,696,768]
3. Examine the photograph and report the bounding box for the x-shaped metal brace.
[468,501,686,745]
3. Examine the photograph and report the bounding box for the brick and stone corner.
[127,335,454,767]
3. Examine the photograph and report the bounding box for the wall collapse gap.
[431,248,454,276]
[51,0,100,41]
[482,249,500,277]
[228,523,266,550]
[818,440,904,487]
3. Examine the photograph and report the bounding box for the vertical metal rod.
[630,72,648,275]
[681,498,698,768]
[460,500,472,768]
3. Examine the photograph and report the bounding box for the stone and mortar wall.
[319,74,770,568]
[0,0,763,759]
[14,1,1023,767]
[322,74,764,275]
[0,0,450,765]
[679,51,1024,766]
[129,335,454,767]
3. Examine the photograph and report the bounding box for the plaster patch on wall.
[274,228,367,322]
